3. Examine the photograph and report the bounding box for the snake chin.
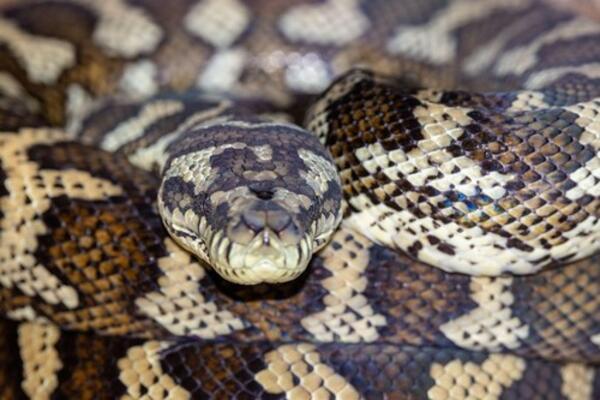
[207,228,313,285]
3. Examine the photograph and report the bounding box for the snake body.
[0,0,599,398]
[310,70,600,275]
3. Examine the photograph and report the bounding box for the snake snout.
[235,201,303,245]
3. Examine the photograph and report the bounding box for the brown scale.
[0,129,596,397]
[109,99,229,158]
[4,138,594,363]
[550,0,600,21]
[76,102,145,146]
[0,0,229,125]
[325,80,430,208]
[52,329,134,399]
[22,142,170,336]
[0,286,36,318]
[126,0,213,92]
[323,76,599,261]
[0,0,597,130]
[34,200,166,336]
[361,244,475,346]
[459,107,597,250]
[0,1,598,395]
[0,100,46,129]
[512,262,600,361]
[23,334,595,399]
[0,158,7,210]
[27,141,158,195]
[0,319,25,399]
[160,341,275,398]
[1,2,126,124]
[222,266,332,343]
[193,234,599,363]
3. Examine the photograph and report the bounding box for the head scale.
[158,118,343,285]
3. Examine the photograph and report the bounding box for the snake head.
[158,118,343,285]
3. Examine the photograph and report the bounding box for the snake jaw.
[157,203,213,266]
[208,202,313,284]
[208,227,313,285]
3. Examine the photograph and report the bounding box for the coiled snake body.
[0,0,598,398]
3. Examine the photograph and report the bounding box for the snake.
[0,0,598,398]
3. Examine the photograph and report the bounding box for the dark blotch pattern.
[313,71,600,269]
[0,159,7,221]
[0,319,26,399]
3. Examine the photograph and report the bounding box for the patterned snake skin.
[0,0,598,398]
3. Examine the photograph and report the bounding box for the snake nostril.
[267,210,292,232]
[242,209,267,231]
[241,208,293,233]
[252,189,274,200]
